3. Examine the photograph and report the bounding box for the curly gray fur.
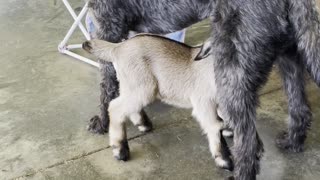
[208,0,319,179]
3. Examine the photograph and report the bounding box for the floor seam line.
[11,133,148,180]
[259,87,282,97]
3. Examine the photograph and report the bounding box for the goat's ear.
[194,40,212,61]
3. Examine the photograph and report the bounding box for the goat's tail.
[289,0,320,85]
[82,39,119,62]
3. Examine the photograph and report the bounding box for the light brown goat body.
[83,34,232,170]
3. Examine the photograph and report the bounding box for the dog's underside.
[88,0,320,179]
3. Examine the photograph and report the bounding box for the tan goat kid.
[83,34,233,170]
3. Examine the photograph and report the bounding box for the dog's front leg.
[87,61,119,134]
[276,53,312,152]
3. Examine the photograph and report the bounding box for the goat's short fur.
[86,0,215,135]
[83,34,233,170]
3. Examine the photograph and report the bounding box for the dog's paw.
[276,131,304,153]
[87,115,108,134]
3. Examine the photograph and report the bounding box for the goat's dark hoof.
[138,118,153,133]
[139,111,153,133]
[224,158,234,172]
[276,131,304,153]
[87,115,108,134]
[113,140,130,161]
[114,150,130,161]
[215,156,234,171]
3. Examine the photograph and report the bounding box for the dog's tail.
[289,0,320,85]
[82,39,119,62]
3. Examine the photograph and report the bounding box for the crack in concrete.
[260,87,282,96]
[11,133,148,180]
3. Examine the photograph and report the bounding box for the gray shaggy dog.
[195,0,320,179]
[88,0,320,179]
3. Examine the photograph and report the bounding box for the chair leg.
[58,0,99,68]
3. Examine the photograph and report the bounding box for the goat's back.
[115,34,216,108]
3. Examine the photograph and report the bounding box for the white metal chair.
[58,0,100,68]
[58,0,186,68]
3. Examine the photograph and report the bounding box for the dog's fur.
[192,0,320,179]
[87,0,320,179]
[87,0,215,134]
[83,34,234,170]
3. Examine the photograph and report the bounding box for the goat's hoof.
[139,112,153,133]
[138,125,153,133]
[215,156,234,171]
[276,131,304,153]
[113,140,130,161]
[87,115,108,134]
[138,118,153,133]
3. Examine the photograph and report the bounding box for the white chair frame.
[58,0,100,68]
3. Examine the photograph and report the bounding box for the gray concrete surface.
[0,0,320,180]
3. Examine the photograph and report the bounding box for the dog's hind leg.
[87,12,150,134]
[192,99,233,171]
[276,52,312,152]
[86,11,126,134]
[87,61,119,134]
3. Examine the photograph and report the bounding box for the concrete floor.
[1,0,320,180]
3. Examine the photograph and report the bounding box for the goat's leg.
[217,109,234,138]
[276,53,312,152]
[108,97,131,161]
[108,91,153,161]
[129,111,153,133]
[192,100,233,171]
